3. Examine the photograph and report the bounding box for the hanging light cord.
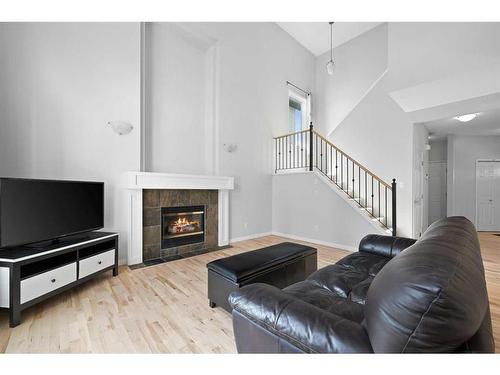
[330,21,334,62]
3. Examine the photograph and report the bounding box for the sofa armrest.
[228,283,373,353]
[359,234,416,258]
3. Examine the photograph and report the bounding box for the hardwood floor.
[0,232,499,353]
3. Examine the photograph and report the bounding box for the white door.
[428,161,447,225]
[476,161,500,231]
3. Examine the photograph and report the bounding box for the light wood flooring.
[0,233,499,353]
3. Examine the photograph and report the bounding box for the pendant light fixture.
[326,22,335,75]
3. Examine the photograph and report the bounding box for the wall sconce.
[108,121,133,135]
[223,143,237,153]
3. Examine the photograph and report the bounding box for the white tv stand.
[0,232,119,327]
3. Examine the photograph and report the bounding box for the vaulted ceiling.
[277,22,382,56]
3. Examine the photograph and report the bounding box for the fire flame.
[176,217,189,225]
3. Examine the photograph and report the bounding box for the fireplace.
[161,205,205,249]
[142,189,220,263]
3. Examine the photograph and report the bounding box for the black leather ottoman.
[206,242,317,312]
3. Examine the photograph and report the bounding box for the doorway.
[428,161,447,224]
[476,160,500,231]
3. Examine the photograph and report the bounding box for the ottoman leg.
[209,300,216,308]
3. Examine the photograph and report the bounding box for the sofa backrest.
[364,216,494,353]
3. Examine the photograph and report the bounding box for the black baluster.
[392,179,397,236]
[278,138,281,170]
[315,133,318,168]
[358,166,360,204]
[352,162,355,198]
[301,132,303,168]
[289,136,292,169]
[285,137,287,169]
[286,136,289,169]
[335,150,338,185]
[371,175,374,217]
[320,138,323,172]
[341,154,344,189]
[378,181,381,221]
[330,146,333,180]
[363,170,368,208]
[347,158,349,193]
[385,185,388,227]
[309,123,313,171]
[275,138,277,173]
[325,142,328,176]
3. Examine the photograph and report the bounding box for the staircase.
[274,123,397,235]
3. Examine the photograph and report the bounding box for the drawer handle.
[98,261,102,265]
[51,278,56,283]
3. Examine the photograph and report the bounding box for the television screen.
[0,178,104,248]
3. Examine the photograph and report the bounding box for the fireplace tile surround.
[143,189,218,261]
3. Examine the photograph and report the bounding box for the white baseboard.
[271,231,357,252]
[229,232,273,244]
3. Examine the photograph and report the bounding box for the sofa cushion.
[283,281,365,323]
[307,252,389,303]
[280,251,389,323]
[359,234,417,258]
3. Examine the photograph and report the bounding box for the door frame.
[475,159,500,231]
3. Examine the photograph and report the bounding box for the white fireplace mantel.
[125,171,234,265]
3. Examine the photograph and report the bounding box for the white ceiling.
[277,22,382,56]
[423,108,500,138]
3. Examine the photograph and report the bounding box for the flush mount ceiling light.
[454,113,479,122]
[326,22,335,75]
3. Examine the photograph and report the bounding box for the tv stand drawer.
[79,249,115,279]
[20,263,77,304]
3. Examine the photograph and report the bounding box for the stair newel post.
[309,122,313,171]
[392,178,397,236]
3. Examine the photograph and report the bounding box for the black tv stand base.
[0,231,119,327]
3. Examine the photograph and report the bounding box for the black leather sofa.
[228,216,495,353]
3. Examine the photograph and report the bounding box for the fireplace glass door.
[161,205,205,248]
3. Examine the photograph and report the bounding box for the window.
[289,98,303,133]
[288,89,310,132]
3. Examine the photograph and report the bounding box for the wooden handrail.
[312,131,392,189]
[273,129,309,140]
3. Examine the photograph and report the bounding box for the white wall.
[315,24,388,136]
[429,139,448,161]
[194,23,316,240]
[388,22,500,92]
[145,23,214,174]
[448,135,500,224]
[0,23,141,262]
[272,172,384,250]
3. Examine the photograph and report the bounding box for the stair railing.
[274,122,397,236]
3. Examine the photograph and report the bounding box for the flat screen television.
[0,178,104,248]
